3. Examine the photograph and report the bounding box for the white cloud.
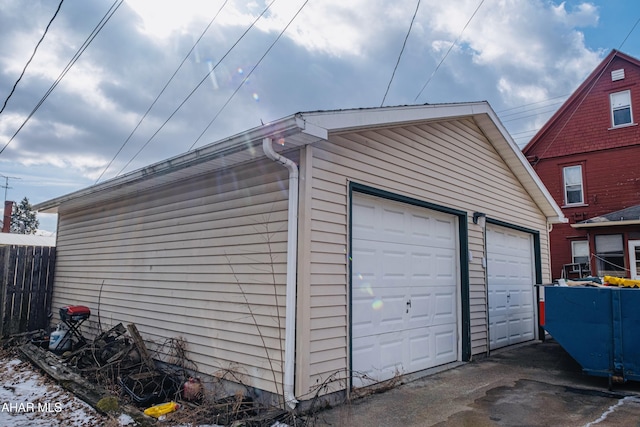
[125,0,224,38]
[552,1,599,27]
[18,152,106,179]
[0,0,617,214]
[126,0,416,58]
[418,0,602,105]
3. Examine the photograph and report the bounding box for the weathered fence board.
[0,245,56,337]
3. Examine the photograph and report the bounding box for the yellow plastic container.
[143,401,179,418]
[604,275,640,288]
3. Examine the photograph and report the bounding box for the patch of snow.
[118,413,136,426]
[0,356,106,427]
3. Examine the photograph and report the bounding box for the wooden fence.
[0,245,56,337]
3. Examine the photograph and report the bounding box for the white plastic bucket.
[49,325,71,351]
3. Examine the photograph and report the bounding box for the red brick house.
[523,49,640,280]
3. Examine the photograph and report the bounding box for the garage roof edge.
[34,102,566,224]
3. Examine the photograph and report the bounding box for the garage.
[486,224,536,350]
[350,193,459,385]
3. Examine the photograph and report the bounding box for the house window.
[610,90,633,127]
[563,165,584,205]
[572,240,589,265]
[571,240,590,273]
[595,234,625,276]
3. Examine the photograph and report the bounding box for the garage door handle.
[406,300,411,313]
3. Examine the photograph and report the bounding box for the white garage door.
[487,225,535,350]
[351,193,459,385]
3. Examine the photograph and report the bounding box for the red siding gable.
[522,50,640,279]
[524,50,640,160]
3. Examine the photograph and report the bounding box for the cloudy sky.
[0,0,639,232]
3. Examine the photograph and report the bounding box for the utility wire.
[0,0,64,115]
[116,0,278,176]
[95,0,230,184]
[188,0,310,151]
[496,93,569,114]
[381,0,420,107]
[500,105,563,123]
[619,15,640,50]
[0,0,123,157]
[414,0,485,102]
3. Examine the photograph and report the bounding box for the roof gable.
[523,49,640,159]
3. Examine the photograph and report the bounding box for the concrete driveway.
[314,340,640,426]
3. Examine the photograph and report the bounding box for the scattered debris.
[4,323,340,426]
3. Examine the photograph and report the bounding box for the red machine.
[59,305,91,323]
[54,305,91,351]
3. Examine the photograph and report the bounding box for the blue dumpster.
[543,285,640,384]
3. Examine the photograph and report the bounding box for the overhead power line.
[495,93,569,115]
[500,104,563,123]
[95,0,231,184]
[414,0,485,102]
[381,0,421,107]
[115,0,279,176]
[0,0,64,116]
[187,0,310,151]
[0,0,124,157]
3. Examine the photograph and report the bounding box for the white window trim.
[563,165,584,206]
[608,122,638,131]
[610,90,634,128]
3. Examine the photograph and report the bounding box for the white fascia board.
[299,102,489,132]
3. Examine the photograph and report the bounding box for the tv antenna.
[0,174,20,204]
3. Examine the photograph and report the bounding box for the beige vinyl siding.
[304,118,550,390]
[52,158,291,395]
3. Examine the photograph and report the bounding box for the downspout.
[262,138,299,409]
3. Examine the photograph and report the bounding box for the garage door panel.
[406,293,431,325]
[410,252,432,277]
[380,339,404,371]
[436,252,457,280]
[408,333,432,367]
[434,325,457,360]
[508,289,533,310]
[434,218,456,240]
[377,297,406,333]
[352,248,378,277]
[487,225,535,350]
[352,193,459,383]
[352,295,405,336]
